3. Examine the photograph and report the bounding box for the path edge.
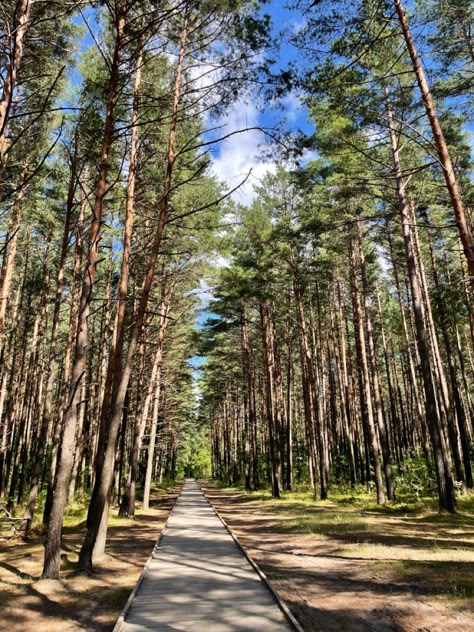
[112,489,180,632]
[199,480,305,632]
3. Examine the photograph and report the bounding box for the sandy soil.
[0,488,179,631]
[203,485,474,632]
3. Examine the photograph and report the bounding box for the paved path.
[118,479,291,631]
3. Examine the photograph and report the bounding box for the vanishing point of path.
[116,479,292,631]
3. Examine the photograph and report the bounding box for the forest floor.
[203,482,474,632]
[0,485,180,631]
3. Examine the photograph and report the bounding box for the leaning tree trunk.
[394,0,474,279]
[23,140,80,531]
[78,15,189,573]
[410,202,464,482]
[119,331,160,517]
[42,4,127,580]
[89,43,143,547]
[42,190,85,526]
[426,227,473,489]
[142,364,163,511]
[141,276,178,511]
[97,41,143,447]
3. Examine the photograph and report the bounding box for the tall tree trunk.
[284,313,293,491]
[410,203,464,482]
[42,5,127,579]
[89,43,143,532]
[97,41,143,447]
[259,300,281,498]
[332,279,357,487]
[42,191,85,526]
[241,307,255,491]
[394,0,474,279]
[0,164,28,350]
[78,15,189,573]
[349,236,385,505]
[426,227,473,489]
[0,0,31,163]
[23,143,80,531]
[142,364,162,511]
[290,252,319,498]
[385,87,456,512]
[357,223,395,500]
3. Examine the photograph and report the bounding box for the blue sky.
[209,1,314,204]
[71,3,313,205]
[68,1,473,377]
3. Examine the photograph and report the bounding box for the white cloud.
[282,92,302,121]
[209,97,275,204]
[300,148,319,164]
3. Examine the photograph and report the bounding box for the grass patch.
[274,511,373,536]
[215,481,474,521]
[63,501,88,528]
[379,559,474,600]
[105,586,133,608]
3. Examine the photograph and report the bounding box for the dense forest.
[0,0,473,587]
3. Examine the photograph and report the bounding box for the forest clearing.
[0,0,474,630]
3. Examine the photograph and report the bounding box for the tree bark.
[23,141,80,531]
[394,0,474,279]
[0,0,31,163]
[357,223,395,500]
[385,86,456,512]
[349,236,385,505]
[42,5,127,579]
[78,14,189,573]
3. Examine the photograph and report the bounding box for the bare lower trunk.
[349,236,385,505]
[259,300,281,498]
[23,146,80,531]
[143,367,162,510]
[290,252,319,497]
[385,87,456,512]
[357,224,395,500]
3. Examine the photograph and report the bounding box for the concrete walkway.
[117,479,291,631]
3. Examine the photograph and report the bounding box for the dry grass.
[0,486,180,631]
[205,482,474,631]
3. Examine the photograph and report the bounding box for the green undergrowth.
[379,559,474,601]
[213,481,474,536]
[216,480,473,512]
[1,480,181,534]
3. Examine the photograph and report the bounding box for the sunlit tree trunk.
[394,0,474,279]
[78,15,189,572]
[42,4,127,579]
[385,87,456,512]
[0,0,32,163]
